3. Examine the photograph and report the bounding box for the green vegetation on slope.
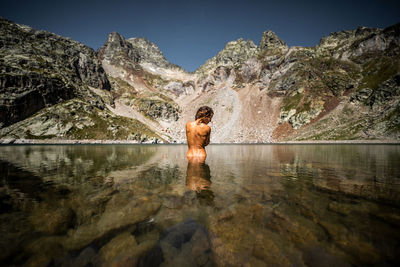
[0,99,163,142]
[359,56,400,91]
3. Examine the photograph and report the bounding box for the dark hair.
[195,106,214,120]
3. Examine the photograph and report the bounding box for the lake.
[0,144,399,266]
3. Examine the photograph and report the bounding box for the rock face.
[317,24,400,61]
[96,30,184,141]
[127,37,182,70]
[0,17,110,128]
[196,38,257,76]
[258,30,288,51]
[97,32,141,64]
[354,74,400,107]
[1,17,399,142]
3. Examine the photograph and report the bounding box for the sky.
[2,0,399,72]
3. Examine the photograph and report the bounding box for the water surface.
[1,144,399,266]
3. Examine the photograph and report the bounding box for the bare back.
[186,120,211,160]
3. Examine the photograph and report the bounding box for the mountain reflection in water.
[0,144,399,266]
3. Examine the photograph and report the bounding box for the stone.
[191,228,211,266]
[133,99,180,122]
[319,220,381,265]
[63,223,103,251]
[213,66,230,82]
[240,58,262,83]
[366,74,400,107]
[289,112,312,129]
[147,219,212,266]
[252,234,292,266]
[164,81,185,96]
[279,109,297,123]
[63,193,160,251]
[29,203,75,235]
[162,194,184,209]
[302,247,351,267]
[99,232,137,262]
[72,247,99,267]
[350,88,372,103]
[97,195,161,234]
[24,236,66,266]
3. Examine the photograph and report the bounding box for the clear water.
[0,144,399,266]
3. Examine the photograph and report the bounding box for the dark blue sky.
[2,0,399,72]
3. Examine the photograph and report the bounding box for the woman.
[185,106,214,162]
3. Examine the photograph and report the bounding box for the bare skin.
[186,117,212,162]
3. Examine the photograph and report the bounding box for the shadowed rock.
[0,17,110,127]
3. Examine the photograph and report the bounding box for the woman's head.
[195,106,214,123]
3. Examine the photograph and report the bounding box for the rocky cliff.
[0,18,111,127]
[1,17,399,143]
[0,18,161,142]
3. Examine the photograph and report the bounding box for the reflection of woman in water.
[186,106,213,162]
[186,160,214,205]
[186,161,211,192]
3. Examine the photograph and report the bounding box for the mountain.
[0,18,162,142]
[0,17,399,143]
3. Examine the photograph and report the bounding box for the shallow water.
[0,144,399,266]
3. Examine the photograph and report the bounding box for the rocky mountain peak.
[226,38,255,48]
[258,30,287,51]
[98,33,182,71]
[221,38,257,56]
[382,22,400,37]
[108,32,127,45]
[317,27,380,50]
[97,32,140,63]
[316,23,400,61]
[196,38,257,75]
[127,37,174,68]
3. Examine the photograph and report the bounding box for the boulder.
[29,203,75,235]
[99,232,138,262]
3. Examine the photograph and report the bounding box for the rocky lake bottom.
[0,144,399,266]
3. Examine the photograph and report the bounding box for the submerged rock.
[24,236,66,266]
[63,194,161,251]
[99,231,138,262]
[97,195,161,233]
[140,219,212,267]
[29,203,75,235]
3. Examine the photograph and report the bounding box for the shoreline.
[1,139,400,145]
